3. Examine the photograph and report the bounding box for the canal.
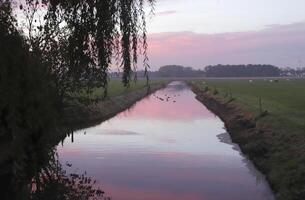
[57,81,274,200]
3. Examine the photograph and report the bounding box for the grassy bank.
[0,79,168,200]
[0,79,167,164]
[62,79,168,130]
[189,78,305,200]
[69,79,161,100]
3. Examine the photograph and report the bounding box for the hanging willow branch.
[19,0,155,99]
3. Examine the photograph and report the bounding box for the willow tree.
[20,0,154,102]
[1,1,155,198]
[1,0,155,139]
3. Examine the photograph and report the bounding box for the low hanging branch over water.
[0,0,155,141]
[0,1,155,198]
[19,0,154,98]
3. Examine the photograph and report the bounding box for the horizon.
[1,1,305,200]
[108,63,303,74]
[144,0,305,70]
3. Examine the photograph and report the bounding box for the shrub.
[203,86,209,92]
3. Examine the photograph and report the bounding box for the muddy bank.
[62,82,168,131]
[188,82,277,197]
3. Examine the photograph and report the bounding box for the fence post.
[229,88,232,99]
[259,97,262,115]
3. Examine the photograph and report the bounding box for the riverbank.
[188,80,305,200]
[0,81,168,175]
[61,81,168,131]
[58,81,275,200]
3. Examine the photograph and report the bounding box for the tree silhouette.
[0,3,155,197]
[205,64,280,77]
[19,0,154,100]
[0,0,155,140]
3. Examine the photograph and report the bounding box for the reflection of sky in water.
[57,82,274,200]
[118,82,215,121]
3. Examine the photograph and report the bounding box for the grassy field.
[195,78,305,133]
[191,78,305,200]
[69,79,165,101]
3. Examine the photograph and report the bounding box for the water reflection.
[118,82,215,121]
[58,81,274,200]
[0,127,108,200]
[217,132,271,194]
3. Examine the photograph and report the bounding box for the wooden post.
[229,88,232,99]
[71,131,74,143]
[259,97,262,115]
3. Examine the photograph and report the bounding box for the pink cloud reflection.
[117,88,215,121]
[102,184,203,200]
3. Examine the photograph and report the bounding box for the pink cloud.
[147,22,305,69]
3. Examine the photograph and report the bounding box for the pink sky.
[147,22,305,69]
[15,0,305,70]
[144,0,305,70]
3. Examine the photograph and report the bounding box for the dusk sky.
[145,0,305,70]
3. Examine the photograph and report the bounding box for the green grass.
[194,79,305,133]
[69,79,165,101]
[192,78,305,200]
[62,79,167,129]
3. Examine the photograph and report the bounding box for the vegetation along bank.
[188,79,305,200]
[61,80,168,131]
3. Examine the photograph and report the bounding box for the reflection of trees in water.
[31,155,109,200]
[1,131,109,200]
[166,81,188,92]
[1,0,155,198]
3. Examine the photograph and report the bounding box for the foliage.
[31,158,109,200]
[0,0,57,140]
[1,2,156,199]
[157,65,204,77]
[205,64,281,77]
[0,0,155,136]
[280,67,305,77]
[19,0,155,101]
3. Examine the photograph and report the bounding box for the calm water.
[57,81,274,200]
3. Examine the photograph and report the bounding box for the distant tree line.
[110,65,205,78]
[205,64,281,77]
[110,64,305,78]
[157,65,204,77]
[280,67,305,77]
[155,65,205,77]
[110,64,286,78]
